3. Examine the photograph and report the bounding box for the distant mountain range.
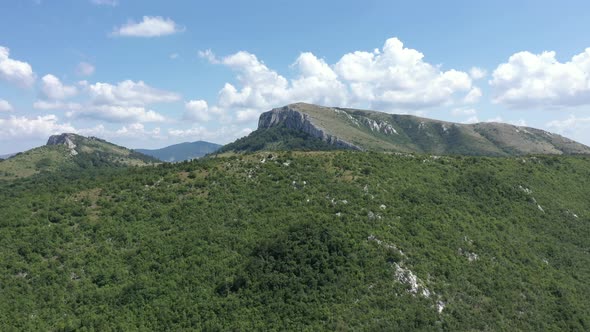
[0,153,16,160]
[0,133,158,180]
[135,141,221,162]
[221,103,590,156]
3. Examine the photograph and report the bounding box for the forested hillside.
[1,151,589,330]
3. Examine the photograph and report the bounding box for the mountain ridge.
[0,133,158,179]
[223,103,590,156]
[135,140,221,162]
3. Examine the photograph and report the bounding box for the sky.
[1,0,590,154]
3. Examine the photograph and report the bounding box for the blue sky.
[1,0,590,154]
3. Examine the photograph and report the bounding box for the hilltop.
[221,103,590,155]
[0,133,158,180]
[135,141,221,162]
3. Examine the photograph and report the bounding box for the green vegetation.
[0,145,71,179]
[0,134,158,180]
[136,141,221,162]
[218,125,342,153]
[0,151,589,330]
[242,103,590,156]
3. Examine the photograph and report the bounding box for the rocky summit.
[0,133,158,180]
[223,103,590,156]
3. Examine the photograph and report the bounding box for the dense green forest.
[218,125,343,153]
[1,151,589,330]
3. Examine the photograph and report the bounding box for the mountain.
[135,141,221,162]
[221,103,590,155]
[0,133,158,180]
[0,153,17,160]
[0,151,589,330]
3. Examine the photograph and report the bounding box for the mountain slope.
[135,141,221,162]
[0,153,16,160]
[0,133,158,180]
[223,103,590,155]
[0,151,589,330]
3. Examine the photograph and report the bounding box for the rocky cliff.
[258,105,361,150]
[224,103,590,155]
[47,133,78,155]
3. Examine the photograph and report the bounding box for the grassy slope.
[0,145,71,179]
[0,136,158,180]
[284,103,590,155]
[0,152,589,330]
[136,141,222,162]
[218,125,341,153]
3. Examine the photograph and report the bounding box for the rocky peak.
[46,133,79,156]
[258,104,361,150]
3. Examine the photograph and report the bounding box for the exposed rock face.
[258,105,361,150]
[47,133,78,156]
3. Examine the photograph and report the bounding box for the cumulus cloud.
[169,125,252,144]
[0,115,75,139]
[490,48,590,108]
[76,62,95,76]
[68,105,166,123]
[112,16,184,37]
[115,123,162,138]
[0,99,13,112]
[198,37,479,124]
[0,46,35,87]
[469,67,487,80]
[87,80,180,106]
[334,38,473,109]
[40,74,78,100]
[33,79,177,124]
[184,99,211,122]
[33,100,81,111]
[463,87,482,104]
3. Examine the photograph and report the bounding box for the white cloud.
[115,123,162,138]
[547,115,590,141]
[33,100,81,111]
[198,37,479,125]
[33,79,177,124]
[463,116,480,124]
[0,46,35,87]
[463,87,482,104]
[76,62,95,76]
[184,99,210,122]
[334,38,474,109]
[451,108,477,116]
[0,115,75,139]
[169,53,179,60]
[206,50,349,122]
[72,123,165,141]
[0,99,13,112]
[90,0,118,6]
[40,74,78,100]
[490,48,590,108]
[87,80,180,106]
[112,16,184,37]
[169,125,252,144]
[198,49,219,63]
[469,67,487,80]
[68,105,166,123]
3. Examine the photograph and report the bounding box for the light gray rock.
[46,133,78,155]
[258,105,362,150]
